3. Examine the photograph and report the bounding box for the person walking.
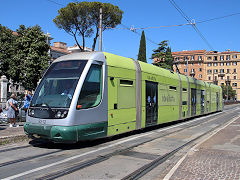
[7,93,19,127]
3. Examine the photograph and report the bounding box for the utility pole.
[98,7,103,52]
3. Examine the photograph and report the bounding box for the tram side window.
[77,64,102,109]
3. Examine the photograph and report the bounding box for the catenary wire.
[168,0,214,50]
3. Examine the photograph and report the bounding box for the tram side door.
[145,81,158,127]
[191,88,196,116]
[216,92,219,111]
[201,90,205,114]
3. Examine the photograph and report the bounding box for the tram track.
[30,109,238,180]
[0,106,238,180]
[121,115,240,180]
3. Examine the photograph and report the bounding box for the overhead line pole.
[99,7,103,52]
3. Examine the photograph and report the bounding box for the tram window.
[77,64,102,109]
[120,80,133,86]
[169,86,177,91]
[182,88,187,92]
[182,101,187,105]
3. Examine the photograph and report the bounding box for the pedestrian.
[7,93,19,127]
[23,90,32,113]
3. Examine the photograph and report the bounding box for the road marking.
[163,114,240,180]
[2,109,235,180]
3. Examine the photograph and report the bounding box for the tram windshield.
[31,60,87,108]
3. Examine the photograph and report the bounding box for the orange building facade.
[172,50,240,100]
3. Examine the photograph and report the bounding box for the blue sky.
[1,0,240,63]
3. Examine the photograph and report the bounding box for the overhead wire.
[45,0,240,48]
[168,0,214,51]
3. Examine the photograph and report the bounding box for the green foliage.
[0,24,16,79]
[152,40,173,70]
[10,25,50,90]
[137,31,147,63]
[53,1,123,51]
[221,84,236,100]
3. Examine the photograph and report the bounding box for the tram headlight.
[56,111,62,118]
[54,110,68,119]
[28,109,35,116]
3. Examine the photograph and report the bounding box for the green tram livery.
[24,52,223,143]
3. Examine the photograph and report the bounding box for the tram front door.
[145,81,158,127]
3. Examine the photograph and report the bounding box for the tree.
[10,25,50,91]
[53,1,123,51]
[165,47,173,70]
[152,40,173,70]
[0,24,16,79]
[221,84,236,100]
[137,31,147,63]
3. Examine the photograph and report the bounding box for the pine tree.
[165,47,173,70]
[137,31,147,63]
[152,40,173,70]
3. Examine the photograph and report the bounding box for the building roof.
[50,46,70,54]
[172,50,206,55]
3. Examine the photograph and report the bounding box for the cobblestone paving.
[170,148,240,180]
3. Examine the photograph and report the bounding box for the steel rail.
[33,110,235,180]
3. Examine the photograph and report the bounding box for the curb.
[0,134,29,146]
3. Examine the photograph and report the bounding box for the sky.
[1,0,240,63]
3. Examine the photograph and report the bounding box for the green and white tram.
[24,52,223,143]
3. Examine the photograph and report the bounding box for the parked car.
[0,109,8,123]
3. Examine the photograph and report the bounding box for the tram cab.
[24,52,108,142]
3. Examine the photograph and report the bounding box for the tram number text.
[38,120,46,125]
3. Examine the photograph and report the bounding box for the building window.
[184,56,188,61]
[226,55,230,60]
[176,57,180,60]
[198,62,201,65]
[213,69,218,74]
[208,63,212,66]
[214,56,218,61]
[214,63,217,66]
[227,69,230,74]
[221,83,224,86]
[232,83,237,87]
[234,76,237,80]
[191,56,194,60]
[226,62,230,66]
[233,69,237,73]
[184,69,187,72]
[207,69,212,74]
[233,62,237,66]
[232,55,237,59]
[220,55,224,60]
[198,56,202,60]
[227,76,230,80]
[220,62,224,66]
[199,68,202,72]
[221,76,224,80]
[208,76,211,80]
[214,76,217,81]
[220,69,224,73]
[199,74,202,78]
[207,56,212,60]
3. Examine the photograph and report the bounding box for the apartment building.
[172,50,240,100]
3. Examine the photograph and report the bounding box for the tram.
[24,52,223,142]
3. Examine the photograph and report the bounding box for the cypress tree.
[137,31,147,63]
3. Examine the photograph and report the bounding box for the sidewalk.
[0,122,27,145]
[164,116,240,180]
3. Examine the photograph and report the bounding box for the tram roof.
[53,52,106,63]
